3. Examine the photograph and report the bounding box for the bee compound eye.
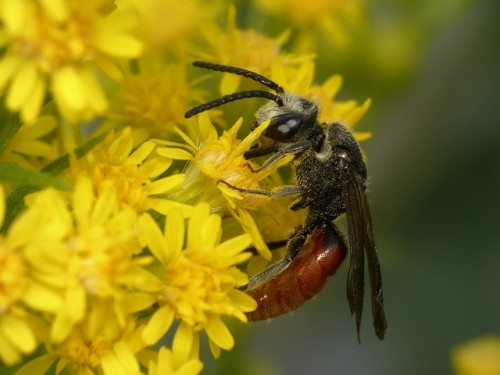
[264,113,303,142]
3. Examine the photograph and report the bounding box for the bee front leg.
[246,140,312,173]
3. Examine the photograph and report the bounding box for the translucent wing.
[341,165,387,341]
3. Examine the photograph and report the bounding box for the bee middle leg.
[218,180,305,199]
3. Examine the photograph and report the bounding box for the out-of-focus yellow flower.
[16,308,146,375]
[0,0,143,122]
[452,335,500,375]
[107,61,204,142]
[0,185,63,365]
[137,203,257,359]
[196,5,313,96]
[19,176,146,343]
[69,128,186,214]
[253,0,364,50]
[129,0,220,54]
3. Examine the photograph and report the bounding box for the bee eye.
[264,113,303,141]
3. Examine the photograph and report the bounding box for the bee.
[185,61,387,341]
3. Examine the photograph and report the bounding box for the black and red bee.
[185,61,387,341]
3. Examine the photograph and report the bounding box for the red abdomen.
[246,225,347,321]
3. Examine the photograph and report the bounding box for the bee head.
[254,93,319,145]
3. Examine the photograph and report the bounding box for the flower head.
[107,61,204,142]
[69,128,185,213]
[137,203,256,358]
[0,185,63,365]
[452,335,500,375]
[0,0,143,122]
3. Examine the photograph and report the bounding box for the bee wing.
[341,167,387,341]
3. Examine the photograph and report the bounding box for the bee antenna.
[192,61,285,94]
[185,90,284,118]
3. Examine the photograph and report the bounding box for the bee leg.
[244,214,319,291]
[283,214,319,262]
[244,145,276,159]
[248,140,312,173]
[218,180,305,199]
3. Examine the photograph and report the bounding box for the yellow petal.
[205,319,234,351]
[79,67,108,113]
[0,331,20,365]
[139,158,173,179]
[52,66,85,112]
[220,73,241,95]
[0,314,37,353]
[148,174,185,195]
[22,281,62,312]
[227,289,258,312]
[142,306,174,345]
[148,199,193,217]
[215,234,252,257]
[40,0,68,22]
[236,208,271,260]
[128,141,155,164]
[201,214,221,248]
[156,147,193,160]
[165,208,185,257]
[138,213,169,264]
[93,32,143,58]
[345,98,371,126]
[72,175,94,224]
[172,322,194,367]
[0,54,20,91]
[187,203,210,247]
[6,61,38,110]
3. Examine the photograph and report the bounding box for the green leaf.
[0,163,70,189]
[0,106,22,158]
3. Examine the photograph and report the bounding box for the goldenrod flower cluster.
[0,1,370,373]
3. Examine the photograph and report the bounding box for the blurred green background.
[204,0,500,374]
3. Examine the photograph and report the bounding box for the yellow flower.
[69,128,187,214]
[107,61,204,142]
[16,306,146,375]
[196,5,313,96]
[137,203,257,358]
[0,0,143,122]
[129,0,220,53]
[18,176,146,343]
[253,0,364,50]
[0,185,63,365]
[452,335,500,375]
[158,114,290,258]
[1,115,57,169]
